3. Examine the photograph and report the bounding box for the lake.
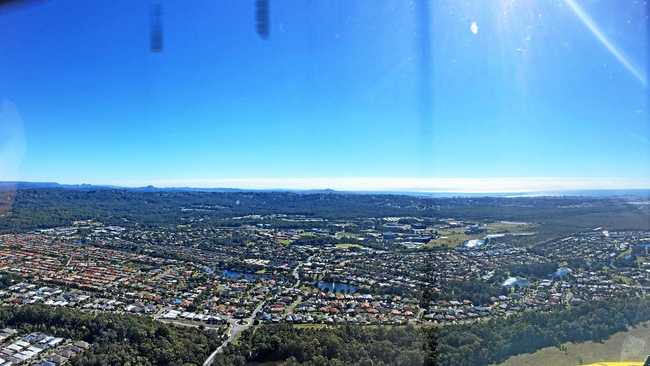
[223,269,258,281]
[316,281,358,293]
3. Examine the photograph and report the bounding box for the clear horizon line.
[11,177,650,194]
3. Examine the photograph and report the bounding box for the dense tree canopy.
[213,296,650,366]
[0,305,221,366]
[2,189,648,239]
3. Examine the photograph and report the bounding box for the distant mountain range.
[0,181,242,192]
[0,181,648,198]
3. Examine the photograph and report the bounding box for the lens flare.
[563,0,647,87]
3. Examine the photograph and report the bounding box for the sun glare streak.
[562,0,647,87]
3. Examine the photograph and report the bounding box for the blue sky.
[0,0,648,191]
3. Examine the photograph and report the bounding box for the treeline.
[2,188,646,234]
[292,236,339,246]
[213,324,428,366]
[0,292,645,366]
[507,262,558,278]
[0,189,439,232]
[0,272,21,289]
[423,280,507,305]
[0,305,221,366]
[292,236,366,247]
[431,296,650,365]
[215,296,650,366]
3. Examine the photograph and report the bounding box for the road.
[291,254,315,288]
[203,254,314,366]
[202,299,266,366]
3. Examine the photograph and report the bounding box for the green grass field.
[335,232,359,240]
[335,243,365,249]
[424,221,536,249]
[496,322,650,366]
[486,221,535,234]
[425,228,479,248]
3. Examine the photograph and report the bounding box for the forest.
[213,296,650,366]
[1,188,648,240]
[0,305,222,366]
[431,295,650,365]
[212,324,429,366]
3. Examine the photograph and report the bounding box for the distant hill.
[0,181,648,198]
[0,182,107,191]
